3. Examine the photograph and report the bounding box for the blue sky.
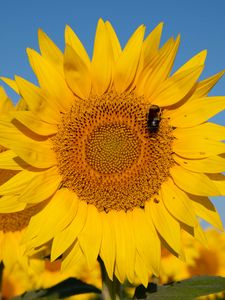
[0,0,225,226]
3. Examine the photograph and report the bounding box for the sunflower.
[0,19,224,287]
[2,258,101,300]
[0,87,51,277]
[0,87,28,270]
[157,228,225,285]
[188,229,225,300]
[33,259,101,300]
[187,228,225,277]
[160,229,225,300]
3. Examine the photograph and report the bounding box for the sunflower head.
[51,88,175,212]
[0,19,224,286]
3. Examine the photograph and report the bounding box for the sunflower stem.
[0,262,4,300]
[99,258,123,300]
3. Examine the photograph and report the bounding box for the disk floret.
[52,90,174,212]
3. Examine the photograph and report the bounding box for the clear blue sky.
[0,0,225,227]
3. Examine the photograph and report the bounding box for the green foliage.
[12,276,225,300]
[12,277,101,300]
[134,276,225,300]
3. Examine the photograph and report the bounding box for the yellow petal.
[91,19,112,95]
[24,188,78,247]
[170,165,220,196]
[174,50,207,74]
[2,232,25,269]
[0,232,3,258]
[190,195,223,230]
[0,150,22,170]
[144,35,180,98]
[145,36,174,71]
[146,195,182,254]
[61,241,85,273]
[78,204,102,269]
[135,252,149,287]
[135,64,152,97]
[64,44,91,99]
[173,122,225,141]
[65,25,91,68]
[105,21,121,62]
[142,22,163,68]
[0,195,26,213]
[194,223,208,245]
[110,210,135,283]
[15,98,28,111]
[38,29,63,74]
[136,37,174,96]
[181,222,207,246]
[18,167,61,203]
[0,122,56,168]
[11,111,58,136]
[173,136,225,158]
[207,173,225,195]
[132,208,160,276]
[120,211,136,283]
[114,25,145,93]
[15,75,60,124]
[161,178,197,227]
[167,96,225,128]
[0,170,37,195]
[173,154,225,173]
[99,211,116,280]
[51,200,86,261]
[190,70,225,100]
[0,87,14,114]
[0,77,19,94]
[152,65,203,106]
[27,48,74,110]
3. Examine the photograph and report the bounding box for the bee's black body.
[147,105,161,133]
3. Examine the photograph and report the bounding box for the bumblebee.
[147,105,161,133]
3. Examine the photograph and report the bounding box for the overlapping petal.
[38,29,64,74]
[64,44,91,99]
[167,96,225,127]
[27,48,75,111]
[145,194,182,255]
[23,189,78,248]
[91,19,113,95]
[114,25,145,93]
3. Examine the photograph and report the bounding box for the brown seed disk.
[85,123,141,174]
[52,90,174,212]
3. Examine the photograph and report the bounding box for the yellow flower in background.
[2,259,101,299]
[2,265,29,300]
[159,229,225,284]
[187,229,225,277]
[36,260,101,300]
[156,229,225,300]
[0,19,225,286]
[0,87,42,271]
[189,229,225,300]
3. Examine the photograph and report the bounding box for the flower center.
[52,90,174,212]
[85,124,141,174]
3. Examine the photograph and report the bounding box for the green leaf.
[12,277,101,300]
[141,276,225,300]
